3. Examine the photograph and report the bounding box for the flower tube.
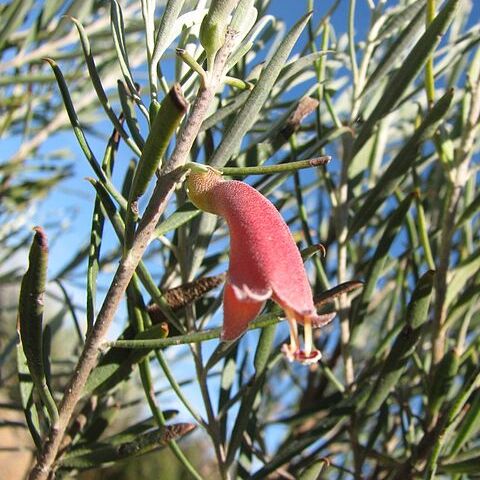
[187,167,335,364]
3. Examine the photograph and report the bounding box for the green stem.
[155,350,206,426]
[414,190,436,270]
[425,0,436,107]
[348,0,359,86]
[127,282,204,480]
[291,137,330,290]
[105,314,280,349]
[224,75,253,90]
[320,362,346,393]
[176,48,208,88]
[186,156,331,176]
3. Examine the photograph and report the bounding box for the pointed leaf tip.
[32,226,48,251]
[42,57,56,67]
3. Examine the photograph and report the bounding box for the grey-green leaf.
[210,12,313,168]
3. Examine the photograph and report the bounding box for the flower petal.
[214,180,317,317]
[221,282,265,341]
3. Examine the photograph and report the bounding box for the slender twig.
[431,71,480,367]
[335,132,355,387]
[335,128,358,478]
[28,30,237,480]
[105,313,279,349]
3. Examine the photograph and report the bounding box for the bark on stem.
[336,132,355,388]
[432,76,480,366]
[28,30,237,480]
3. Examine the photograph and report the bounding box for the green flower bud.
[200,0,238,67]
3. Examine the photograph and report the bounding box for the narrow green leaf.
[352,194,413,331]
[0,0,34,51]
[445,248,480,308]
[218,347,238,443]
[439,457,480,475]
[87,131,119,335]
[354,0,460,154]
[361,1,427,97]
[456,190,480,228]
[70,17,142,157]
[200,91,250,131]
[154,203,201,238]
[38,0,63,28]
[251,408,350,479]
[18,227,58,424]
[59,423,196,469]
[428,348,459,421]
[314,280,364,307]
[110,0,137,97]
[226,373,265,467]
[414,189,436,270]
[425,366,480,477]
[150,0,187,95]
[230,0,256,37]
[54,279,83,344]
[16,341,42,449]
[274,51,330,94]
[45,58,127,211]
[359,403,389,468]
[96,412,179,444]
[54,0,94,35]
[253,323,277,376]
[299,459,330,480]
[350,89,454,236]
[87,178,180,329]
[125,84,188,249]
[140,0,155,67]
[210,12,313,168]
[364,270,435,414]
[448,387,480,457]
[117,79,145,150]
[81,402,121,444]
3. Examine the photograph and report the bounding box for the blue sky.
[7,0,478,336]
[7,0,477,336]
[4,0,479,469]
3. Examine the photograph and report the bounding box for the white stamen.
[303,316,313,356]
[286,309,300,352]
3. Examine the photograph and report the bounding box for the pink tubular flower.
[186,167,335,364]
